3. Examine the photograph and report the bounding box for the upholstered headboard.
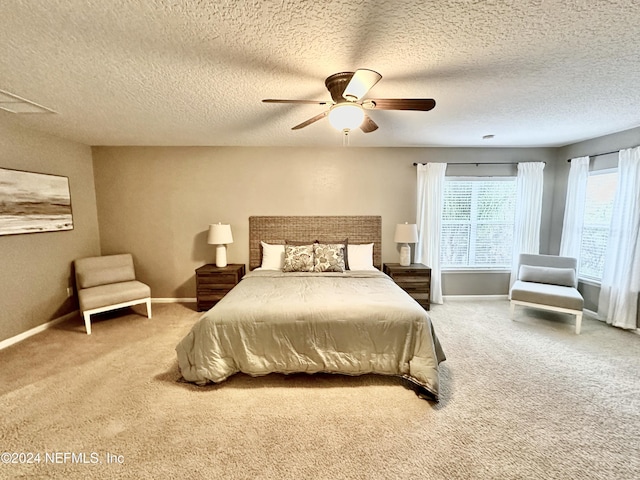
[249,216,382,271]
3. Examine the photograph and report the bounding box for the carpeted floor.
[0,300,638,480]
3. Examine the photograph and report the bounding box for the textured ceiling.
[1,0,640,148]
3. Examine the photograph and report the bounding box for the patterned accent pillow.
[313,243,345,273]
[282,244,315,272]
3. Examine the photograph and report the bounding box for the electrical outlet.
[66,287,73,297]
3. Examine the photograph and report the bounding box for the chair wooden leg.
[510,302,516,320]
[83,312,92,335]
[146,298,152,319]
[575,313,582,334]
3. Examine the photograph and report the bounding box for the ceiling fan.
[262,68,436,135]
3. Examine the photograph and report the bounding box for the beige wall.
[0,117,100,342]
[92,146,557,299]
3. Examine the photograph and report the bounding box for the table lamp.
[394,223,418,267]
[208,223,233,267]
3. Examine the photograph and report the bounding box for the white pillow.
[347,243,377,271]
[260,241,285,270]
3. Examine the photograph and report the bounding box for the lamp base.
[399,244,411,266]
[215,245,228,268]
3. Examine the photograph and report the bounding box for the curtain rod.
[566,150,619,162]
[412,161,545,166]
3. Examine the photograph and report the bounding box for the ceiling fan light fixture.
[328,103,365,132]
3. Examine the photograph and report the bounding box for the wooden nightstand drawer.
[410,293,430,301]
[197,285,234,295]
[197,273,240,287]
[383,263,431,311]
[197,291,228,302]
[398,282,430,293]
[195,264,245,311]
[390,273,428,283]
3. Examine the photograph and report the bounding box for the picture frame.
[0,167,73,236]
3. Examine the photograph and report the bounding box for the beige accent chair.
[74,253,151,335]
[510,254,584,334]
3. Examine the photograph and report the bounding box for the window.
[441,178,516,269]
[579,169,618,280]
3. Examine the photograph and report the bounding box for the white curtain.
[510,162,545,290]
[598,147,640,330]
[559,156,590,260]
[415,162,447,304]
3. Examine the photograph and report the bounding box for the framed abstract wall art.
[0,167,73,236]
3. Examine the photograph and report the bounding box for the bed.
[176,216,445,400]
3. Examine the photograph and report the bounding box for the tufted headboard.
[249,216,382,271]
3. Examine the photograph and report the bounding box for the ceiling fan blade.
[367,98,436,111]
[343,69,382,101]
[360,114,378,133]
[263,99,332,105]
[291,111,329,130]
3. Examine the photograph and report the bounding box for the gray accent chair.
[74,253,151,335]
[510,254,584,334]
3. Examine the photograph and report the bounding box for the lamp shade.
[328,103,365,131]
[207,223,233,245]
[342,69,382,101]
[394,223,418,243]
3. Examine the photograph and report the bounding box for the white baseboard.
[0,310,78,351]
[152,298,196,304]
[583,308,598,319]
[443,294,509,301]
[0,298,198,350]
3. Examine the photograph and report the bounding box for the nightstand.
[383,263,431,310]
[195,264,245,311]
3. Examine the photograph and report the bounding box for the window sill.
[578,277,601,287]
[443,268,510,274]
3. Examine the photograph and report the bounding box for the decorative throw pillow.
[78,266,135,289]
[282,244,315,272]
[318,238,348,268]
[518,265,576,287]
[313,244,345,272]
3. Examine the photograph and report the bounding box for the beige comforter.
[176,270,445,399]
